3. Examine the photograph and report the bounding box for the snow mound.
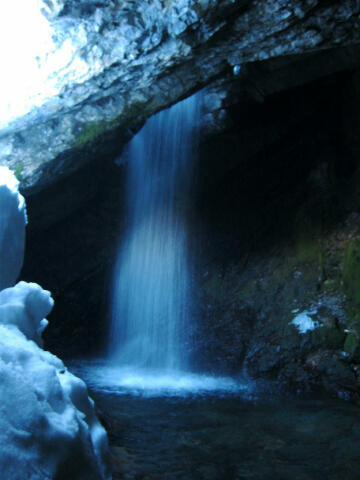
[0,281,53,347]
[0,166,27,290]
[0,167,110,479]
[0,325,109,480]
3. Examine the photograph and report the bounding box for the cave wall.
[21,156,126,356]
[193,67,360,400]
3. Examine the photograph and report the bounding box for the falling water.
[109,93,201,371]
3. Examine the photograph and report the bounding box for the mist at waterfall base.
[72,94,251,397]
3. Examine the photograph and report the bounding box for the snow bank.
[0,325,109,479]
[0,168,110,479]
[0,166,27,290]
[0,281,53,347]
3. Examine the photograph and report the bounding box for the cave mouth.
[19,54,360,478]
[22,65,360,372]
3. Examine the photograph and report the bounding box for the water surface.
[70,362,360,480]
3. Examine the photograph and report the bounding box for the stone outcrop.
[0,0,359,192]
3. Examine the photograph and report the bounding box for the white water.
[109,94,201,371]
[69,360,252,398]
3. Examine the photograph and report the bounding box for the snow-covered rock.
[0,168,110,479]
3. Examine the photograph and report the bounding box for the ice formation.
[0,168,110,480]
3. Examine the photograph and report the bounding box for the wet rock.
[197,160,360,400]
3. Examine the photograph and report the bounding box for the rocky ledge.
[0,0,359,193]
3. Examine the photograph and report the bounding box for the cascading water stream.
[108,93,201,371]
[70,92,251,395]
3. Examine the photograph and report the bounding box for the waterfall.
[109,93,201,371]
[72,92,250,395]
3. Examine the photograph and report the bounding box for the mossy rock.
[312,323,345,350]
[74,120,116,148]
[73,100,150,150]
[322,279,338,292]
[296,237,322,264]
[343,239,360,307]
[293,207,323,265]
[344,332,359,358]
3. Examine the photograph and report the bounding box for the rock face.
[0,0,359,192]
[193,69,360,401]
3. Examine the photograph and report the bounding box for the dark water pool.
[89,388,360,480]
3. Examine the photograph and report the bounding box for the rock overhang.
[0,0,359,193]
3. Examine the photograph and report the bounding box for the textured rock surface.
[190,68,360,400]
[0,0,359,192]
[195,206,360,400]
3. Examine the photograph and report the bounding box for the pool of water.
[70,362,360,480]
